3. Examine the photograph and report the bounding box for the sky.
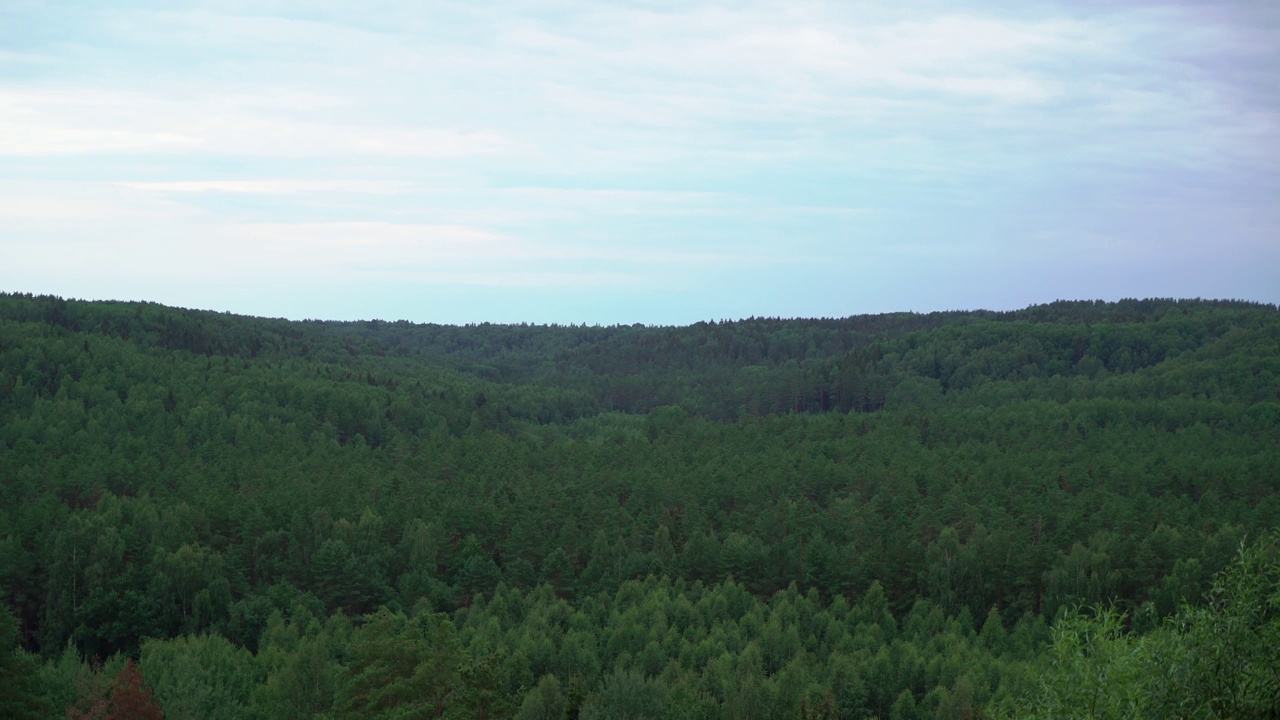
[2,0,1277,325]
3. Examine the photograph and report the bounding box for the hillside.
[1,293,1277,719]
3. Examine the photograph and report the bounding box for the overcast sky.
[2,0,1277,324]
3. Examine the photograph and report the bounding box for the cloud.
[0,181,205,222]
[374,270,642,288]
[0,88,515,157]
[0,90,197,154]
[118,180,425,194]
[0,194,130,220]
[2,0,1276,320]
[0,49,52,65]
[10,1,1273,173]
[215,220,805,269]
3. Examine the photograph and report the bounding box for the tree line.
[1,293,1276,718]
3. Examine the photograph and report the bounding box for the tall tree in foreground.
[0,605,53,720]
[1007,533,1280,719]
[1150,534,1280,719]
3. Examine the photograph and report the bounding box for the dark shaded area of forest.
[1,293,1277,719]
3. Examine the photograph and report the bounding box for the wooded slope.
[1,293,1276,719]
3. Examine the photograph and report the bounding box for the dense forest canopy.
[1,292,1277,719]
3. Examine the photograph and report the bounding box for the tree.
[0,605,53,720]
[540,548,576,599]
[256,631,337,720]
[1008,534,1280,720]
[515,674,566,720]
[1147,535,1280,719]
[106,659,164,720]
[140,634,260,720]
[334,607,470,720]
[578,668,668,720]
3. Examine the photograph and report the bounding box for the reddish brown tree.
[106,660,164,720]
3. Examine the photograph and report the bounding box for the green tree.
[256,627,337,720]
[579,668,667,720]
[140,633,260,720]
[0,605,53,720]
[1147,536,1280,719]
[1010,535,1280,720]
[334,607,469,720]
[515,673,566,720]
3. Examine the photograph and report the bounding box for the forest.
[1,292,1277,719]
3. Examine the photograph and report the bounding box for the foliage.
[0,604,54,720]
[1,293,1277,717]
[1006,534,1280,719]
